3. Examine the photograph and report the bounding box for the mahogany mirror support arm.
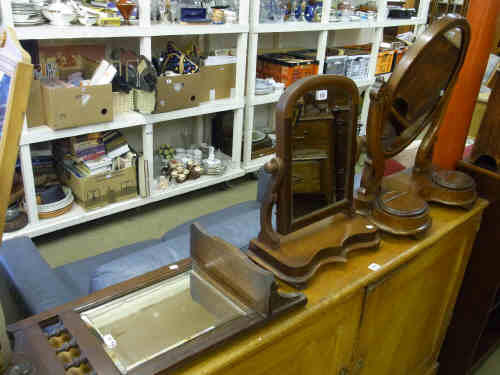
[257,158,283,249]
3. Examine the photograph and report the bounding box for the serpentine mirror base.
[248,213,380,289]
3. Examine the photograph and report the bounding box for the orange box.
[257,54,319,87]
[376,50,396,75]
[394,47,409,66]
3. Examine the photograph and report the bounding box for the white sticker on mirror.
[368,263,381,271]
[316,90,328,101]
[103,334,117,349]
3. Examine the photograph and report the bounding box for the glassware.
[116,0,136,24]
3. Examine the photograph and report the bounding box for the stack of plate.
[37,186,74,219]
[11,0,47,26]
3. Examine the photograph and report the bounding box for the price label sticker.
[368,263,381,272]
[315,90,328,101]
[103,334,117,349]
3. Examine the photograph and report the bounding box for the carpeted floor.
[33,176,257,268]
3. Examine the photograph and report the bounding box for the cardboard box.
[376,51,396,75]
[155,73,201,113]
[26,80,45,128]
[59,165,137,210]
[41,82,113,130]
[199,64,236,102]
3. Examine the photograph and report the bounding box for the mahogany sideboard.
[9,198,488,375]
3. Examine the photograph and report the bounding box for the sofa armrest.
[0,237,75,317]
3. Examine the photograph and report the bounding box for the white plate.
[37,186,74,213]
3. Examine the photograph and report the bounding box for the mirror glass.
[81,269,248,374]
[382,26,464,155]
[291,90,354,221]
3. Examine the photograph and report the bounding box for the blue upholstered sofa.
[0,171,364,325]
[0,171,274,324]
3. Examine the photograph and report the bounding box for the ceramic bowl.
[77,15,98,26]
[42,2,76,26]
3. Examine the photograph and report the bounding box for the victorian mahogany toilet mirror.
[356,15,476,237]
[249,75,380,288]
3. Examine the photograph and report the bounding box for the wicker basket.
[113,92,134,115]
[133,89,156,114]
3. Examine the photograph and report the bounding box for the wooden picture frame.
[0,28,33,242]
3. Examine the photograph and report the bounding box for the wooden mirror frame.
[7,224,306,375]
[275,75,360,235]
[249,75,380,288]
[359,16,471,202]
[356,16,476,236]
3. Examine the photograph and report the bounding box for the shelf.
[20,98,244,145]
[14,23,249,40]
[3,197,144,240]
[252,22,328,33]
[3,167,245,240]
[243,154,275,173]
[148,23,249,36]
[380,18,426,27]
[248,79,373,106]
[250,90,284,106]
[151,166,245,202]
[145,98,244,124]
[20,112,146,145]
[324,21,379,31]
[14,24,146,40]
[250,17,426,33]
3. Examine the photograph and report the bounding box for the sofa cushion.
[55,239,162,299]
[161,200,263,254]
[0,237,75,315]
[90,241,185,293]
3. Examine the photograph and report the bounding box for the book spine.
[74,145,106,157]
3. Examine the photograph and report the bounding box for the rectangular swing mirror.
[277,76,359,234]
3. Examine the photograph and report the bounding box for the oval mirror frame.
[361,15,471,201]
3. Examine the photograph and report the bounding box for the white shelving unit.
[1,0,250,240]
[1,0,431,240]
[242,0,430,173]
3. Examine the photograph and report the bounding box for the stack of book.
[68,155,113,177]
[102,131,130,159]
[70,133,106,162]
[54,131,133,178]
[31,142,58,188]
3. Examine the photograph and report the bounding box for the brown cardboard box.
[41,83,113,130]
[155,73,201,113]
[199,64,236,102]
[26,80,45,128]
[59,165,137,211]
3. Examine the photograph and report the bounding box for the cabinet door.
[219,291,364,375]
[354,218,480,375]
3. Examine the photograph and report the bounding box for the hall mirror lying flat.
[355,16,477,238]
[249,75,380,288]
